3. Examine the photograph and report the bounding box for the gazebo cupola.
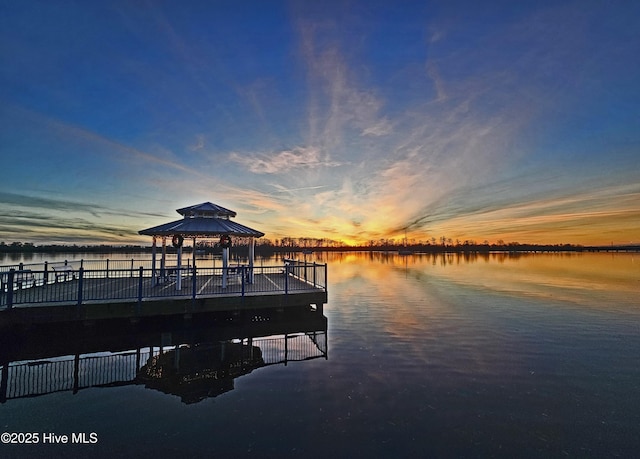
[139,201,264,290]
[177,202,236,220]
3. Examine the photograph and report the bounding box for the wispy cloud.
[269,184,328,194]
[361,118,393,137]
[0,191,166,220]
[189,134,206,151]
[425,60,447,102]
[406,182,640,243]
[229,146,341,174]
[296,16,393,151]
[0,191,169,244]
[9,105,208,178]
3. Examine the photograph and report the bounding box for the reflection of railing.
[0,332,328,403]
[0,261,327,308]
[1,350,153,400]
[259,332,328,364]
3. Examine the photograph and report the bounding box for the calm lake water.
[1,251,639,458]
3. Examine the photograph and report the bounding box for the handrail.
[1,261,327,309]
[0,258,194,276]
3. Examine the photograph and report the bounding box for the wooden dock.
[0,260,327,327]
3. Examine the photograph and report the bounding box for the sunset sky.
[1,0,639,246]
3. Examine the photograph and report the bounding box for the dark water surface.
[1,252,639,458]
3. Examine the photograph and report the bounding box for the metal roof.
[176,202,236,218]
[139,202,264,238]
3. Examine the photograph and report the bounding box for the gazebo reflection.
[137,341,265,404]
[139,202,264,289]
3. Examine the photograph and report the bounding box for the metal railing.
[0,260,327,308]
[283,258,327,289]
[0,257,188,273]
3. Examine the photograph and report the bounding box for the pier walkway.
[0,259,327,325]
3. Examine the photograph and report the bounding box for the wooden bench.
[51,264,74,282]
[165,266,192,280]
[225,266,248,285]
[211,271,243,287]
[207,266,246,287]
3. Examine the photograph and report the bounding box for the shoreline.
[1,244,639,256]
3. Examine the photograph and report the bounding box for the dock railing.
[0,259,327,309]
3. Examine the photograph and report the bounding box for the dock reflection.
[0,307,328,404]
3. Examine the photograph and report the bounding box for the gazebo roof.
[139,202,264,238]
[176,202,236,219]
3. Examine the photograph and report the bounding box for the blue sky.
[1,0,639,245]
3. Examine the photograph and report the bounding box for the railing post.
[73,353,80,394]
[1,364,8,404]
[313,262,317,287]
[241,266,245,296]
[192,265,197,300]
[77,268,84,306]
[106,259,110,279]
[324,263,327,291]
[284,263,289,294]
[130,259,134,278]
[17,264,24,291]
[284,333,289,365]
[43,261,49,286]
[137,266,144,313]
[6,269,14,309]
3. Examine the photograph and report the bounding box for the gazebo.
[139,202,264,289]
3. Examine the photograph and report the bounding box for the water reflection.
[0,308,327,404]
[323,251,639,311]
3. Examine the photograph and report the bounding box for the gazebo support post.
[176,244,182,291]
[222,246,229,288]
[249,238,255,283]
[151,236,157,286]
[161,237,167,282]
[192,237,197,270]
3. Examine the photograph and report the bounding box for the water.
[1,251,639,457]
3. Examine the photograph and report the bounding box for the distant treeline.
[1,240,638,254]
[0,242,153,254]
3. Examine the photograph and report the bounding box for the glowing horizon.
[1,1,638,247]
